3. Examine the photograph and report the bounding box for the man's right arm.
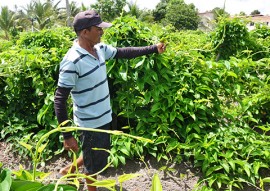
[54,86,72,139]
[54,86,79,152]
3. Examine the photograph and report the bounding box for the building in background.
[246,14,270,30]
[198,11,270,31]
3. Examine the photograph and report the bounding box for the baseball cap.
[73,10,112,31]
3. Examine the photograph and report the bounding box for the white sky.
[1,0,269,15]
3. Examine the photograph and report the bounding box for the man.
[54,10,166,191]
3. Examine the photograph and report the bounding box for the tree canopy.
[153,0,199,30]
[90,0,127,22]
[0,6,16,40]
[251,9,261,15]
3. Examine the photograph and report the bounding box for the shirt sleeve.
[57,60,78,88]
[54,86,73,139]
[114,45,158,59]
[102,44,117,60]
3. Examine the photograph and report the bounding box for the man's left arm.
[114,43,166,59]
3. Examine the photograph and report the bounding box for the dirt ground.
[0,141,202,191]
[1,141,268,191]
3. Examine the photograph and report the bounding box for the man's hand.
[63,136,79,152]
[157,42,166,54]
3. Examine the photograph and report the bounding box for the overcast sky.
[1,0,269,15]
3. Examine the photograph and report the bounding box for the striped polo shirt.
[58,40,117,128]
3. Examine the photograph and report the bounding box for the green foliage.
[211,17,250,60]
[104,16,270,190]
[0,39,13,52]
[151,173,163,191]
[0,167,12,191]
[212,7,230,21]
[165,0,199,30]
[0,6,16,40]
[210,17,268,61]
[1,15,270,191]
[153,0,168,21]
[7,125,150,191]
[0,27,74,158]
[251,25,270,39]
[91,0,127,22]
[251,10,261,15]
[17,27,74,49]
[153,0,199,30]
[250,25,270,58]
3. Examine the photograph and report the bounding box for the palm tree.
[127,0,141,18]
[69,1,81,17]
[126,1,154,23]
[61,1,81,27]
[0,6,16,40]
[65,0,71,26]
[21,0,61,31]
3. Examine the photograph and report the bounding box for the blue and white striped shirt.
[58,40,117,128]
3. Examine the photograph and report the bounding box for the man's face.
[84,26,104,45]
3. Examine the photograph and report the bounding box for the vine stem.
[32,122,153,181]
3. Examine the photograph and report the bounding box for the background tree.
[153,0,168,22]
[126,1,141,19]
[0,6,16,40]
[164,0,199,30]
[212,7,229,21]
[91,0,127,22]
[58,1,81,27]
[69,1,81,16]
[138,9,154,23]
[22,0,61,30]
[124,1,153,23]
[251,9,261,15]
[239,11,246,16]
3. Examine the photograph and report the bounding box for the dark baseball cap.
[73,10,112,31]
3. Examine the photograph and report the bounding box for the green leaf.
[151,103,160,113]
[176,113,184,121]
[228,160,235,171]
[135,58,145,68]
[37,184,77,191]
[225,150,234,159]
[244,163,251,177]
[189,113,196,121]
[12,168,34,181]
[19,142,33,151]
[253,161,261,176]
[90,179,116,187]
[206,166,223,177]
[263,177,270,183]
[11,179,43,191]
[220,160,230,173]
[118,155,126,165]
[166,140,179,153]
[0,169,12,191]
[120,146,130,156]
[208,176,217,187]
[224,60,230,70]
[227,71,238,78]
[118,174,141,183]
[170,111,176,123]
[144,91,151,103]
[38,142,48,153]
[151,173,163,191]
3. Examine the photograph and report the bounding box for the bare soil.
[1,141,268,191]
[0,141,202,191]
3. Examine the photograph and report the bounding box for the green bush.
[1,16,270,190]
[0,27,74,158]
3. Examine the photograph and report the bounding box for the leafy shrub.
[1,15,270,190]
[0,27,74,158]
[210,17,268,61]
